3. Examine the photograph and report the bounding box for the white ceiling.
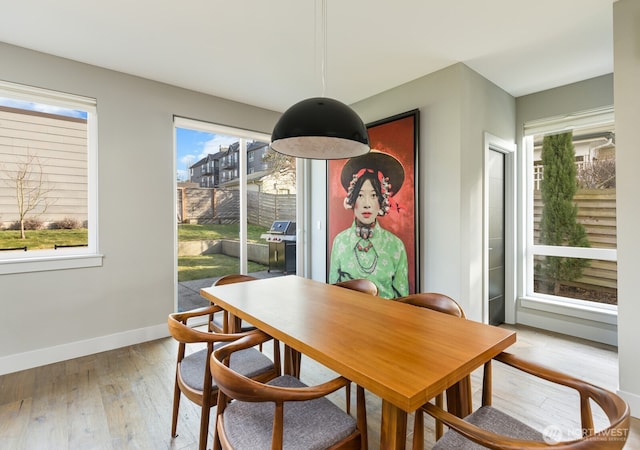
[1,0,616,113]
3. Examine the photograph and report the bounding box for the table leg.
[380,400,407,450]
[283,345,301,378]
[445,375,472,417]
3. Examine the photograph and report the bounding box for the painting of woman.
[329,151,409,298]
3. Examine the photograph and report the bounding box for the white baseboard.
[0,323,169,376]
[618,388,640,419]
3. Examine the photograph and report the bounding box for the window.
[174,116,298,311]
[524,107,617,309]
[0,81,100,274]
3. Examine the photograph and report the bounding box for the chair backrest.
[167,305,246,450]
[213,273,258,286]
[423,351,631,449]
[395,292,465,318]
[334,278,379,296]
[397,292,466,445]
[211,274,259,333]
[211,330,364,449]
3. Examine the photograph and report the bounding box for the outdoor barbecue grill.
[261,220,296,274]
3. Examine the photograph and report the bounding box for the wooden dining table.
[200,275,516,450]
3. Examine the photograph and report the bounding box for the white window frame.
[521,106,617,323]
[0,81,101,275]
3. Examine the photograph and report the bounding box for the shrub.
[20,217,45,230]
[53,217,82,229]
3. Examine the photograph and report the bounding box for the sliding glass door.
[174,117,297,311]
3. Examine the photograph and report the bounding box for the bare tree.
[2,152,55,239]
[577,158,616,189]
[262,147,295,173]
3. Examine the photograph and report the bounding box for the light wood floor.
[1,324,638,449]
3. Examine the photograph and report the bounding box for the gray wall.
[0,42,279,370]
[309,63,516,322]
[613,0,640,418]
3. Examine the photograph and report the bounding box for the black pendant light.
[270,97,369,159]
[270,0,370,160]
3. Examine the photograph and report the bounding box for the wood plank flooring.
[1,324,638,449]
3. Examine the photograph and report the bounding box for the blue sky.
[175,128,238,181]
[0,97,87,119]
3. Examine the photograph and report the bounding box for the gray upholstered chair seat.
[433,406,543,450]
[222,375,357,450]
[180,345,273,391]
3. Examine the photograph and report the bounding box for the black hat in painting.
[340,150,405,195]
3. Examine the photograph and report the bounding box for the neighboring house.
[189,140,295,193]
[189,151,224,188]
[532,130,616,190]
[0,105,88,228]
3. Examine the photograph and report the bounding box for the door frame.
[483,132,516,324]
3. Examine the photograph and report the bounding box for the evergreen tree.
[538,132,590,295]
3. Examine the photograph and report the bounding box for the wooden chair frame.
[395,292,467,444]
[421,351,630,450]
[209,274,259,333]
[211,330,368,450]
[168,305,281,450]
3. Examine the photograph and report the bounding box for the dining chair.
[210,329,368,450]
[168,305,281,450]
[334,278,379,296]
[394,292,467,444]
[209,274,259,333]
[421,351,630,449]
[334,278,378,415]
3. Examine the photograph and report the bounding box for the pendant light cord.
[321,0,327,97]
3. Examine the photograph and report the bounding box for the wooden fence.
[533,189,617,290]
[177,187,295,228]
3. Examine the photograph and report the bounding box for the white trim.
[517,305,618,346]
[0,80,97,110]
[173,116,270,142]
[0,323,169,376]
[296,158,309,277]
[521,295,617,324]
[618,389,640,420]
[0,80,100,273]
[523,106,614,136]
[532,245,617,261]
[239,139,248,273]
[520,108,618,342]
[0,253,103,274]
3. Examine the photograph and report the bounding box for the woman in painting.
[329,151,409,299]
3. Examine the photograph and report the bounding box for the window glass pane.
[251,146,297,276]
[533,256,617,305]
[532,124,616,250]
[176,119,297,312]
[527,117,617,307]
[0,93,93,258]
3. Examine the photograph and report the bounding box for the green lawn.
[0,228,88,250]
[178,223,268,242]
[177,224,270,281]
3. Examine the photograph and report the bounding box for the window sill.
[520,296,617,325]
[0,253,103,275]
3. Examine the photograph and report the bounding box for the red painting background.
[327,110,418,294]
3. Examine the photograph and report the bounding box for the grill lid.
[268,221,296,235]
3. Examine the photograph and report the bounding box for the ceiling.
[1,0,616,113]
